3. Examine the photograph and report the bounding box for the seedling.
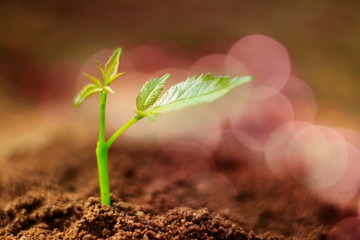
[74,48,252,206]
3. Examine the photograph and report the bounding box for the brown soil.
[0,129,356,239]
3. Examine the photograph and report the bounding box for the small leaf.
[108,72,125,85]
[103,86,115,94]
[145,73,252,115]
[83,73,102,87]
[73,84,103,107]
[96,61,107,83]
[136,74,171,111]
[104,48,122,83]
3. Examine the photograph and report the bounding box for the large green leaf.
[104,48,122,83]
[136,74,170,111]
[144,73,252,116]
[73,84,103,107]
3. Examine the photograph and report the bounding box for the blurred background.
[0,0,359,173]
[1,0,359,123]
[1,0,360,209]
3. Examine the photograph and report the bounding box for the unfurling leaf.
[144,73,252,116]
[73,84,103,107]
[108,72,125,85]
[136,74,171,111]
[96,61,107,83]
[104,48,122,83]
[83,73,102,87]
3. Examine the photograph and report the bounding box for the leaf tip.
[73,97,81,107]
[115,47,122,54]
[164,73,171,78]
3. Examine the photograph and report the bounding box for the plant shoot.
[74,48,252,206]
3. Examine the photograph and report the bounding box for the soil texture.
[0,131,356,239]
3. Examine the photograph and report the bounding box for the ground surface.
[0,129,356,240]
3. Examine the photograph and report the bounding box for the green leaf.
[96,61,107,83]
[103,86,115,94]
[104,48,122,83]
[73,84,103,107]
[144,73,252,115]
[108,72,125,85]
[83,73,102,87]
[136,74,171,111]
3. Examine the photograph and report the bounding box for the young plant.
[74,48,252,206]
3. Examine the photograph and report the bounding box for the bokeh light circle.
[231,88,294,151]
[228,34,291,93]
[155,105,222,154]
[313,142,360,204]
[281,76,317,122]
[286,126,348,189]
[265,121,312,178]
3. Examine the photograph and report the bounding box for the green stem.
[107,114,144,148]
[99,92,107,142]
[96,92,111,206]
[96,91,144,206]
[96,140,110,205]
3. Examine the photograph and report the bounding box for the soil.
[0,129,357,240]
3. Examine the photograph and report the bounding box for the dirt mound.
[0,134,356,239]
[1,191,280,239]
